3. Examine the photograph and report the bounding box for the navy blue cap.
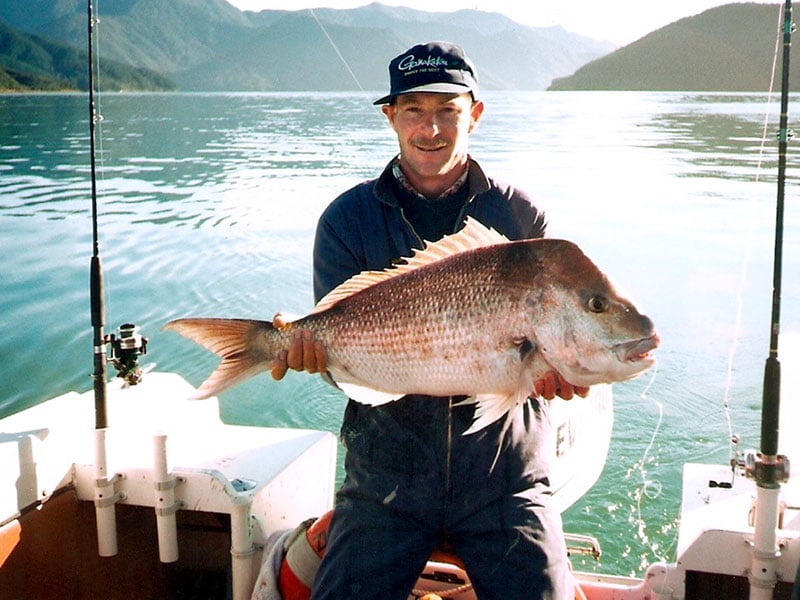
[373,41,479,105]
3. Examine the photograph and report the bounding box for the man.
[273,41,586,600]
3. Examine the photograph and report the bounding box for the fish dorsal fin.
[312,217,509,314]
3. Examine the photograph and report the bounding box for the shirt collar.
[391,156,470,201]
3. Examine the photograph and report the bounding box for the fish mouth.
[613,335,660,363]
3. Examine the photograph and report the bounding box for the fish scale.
[303,250,530,392]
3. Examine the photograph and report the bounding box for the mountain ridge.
[1,2,790,93]
[0,0,614,92]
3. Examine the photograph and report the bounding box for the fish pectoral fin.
[466,390,531,474]
[464,391,524,435]
[453,396,477,406]
[337,382,404,406]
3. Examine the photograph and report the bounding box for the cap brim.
[373,82,474,105]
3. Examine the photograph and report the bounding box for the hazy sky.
[227,0,781,46]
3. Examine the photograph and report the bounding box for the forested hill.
[0,0,612,92]
[0,19,175,91]
[549,3,792,91]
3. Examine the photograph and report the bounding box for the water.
[1,91,799,578]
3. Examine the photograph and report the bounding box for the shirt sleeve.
[312,208,365,304]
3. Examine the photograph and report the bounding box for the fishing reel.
[729,434,790,485]
[107,323,148,386]
[742,451,790,485]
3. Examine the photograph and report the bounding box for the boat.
[1,2,799,599]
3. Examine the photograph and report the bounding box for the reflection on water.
[1,91,798,577]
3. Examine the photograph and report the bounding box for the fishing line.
[307,8,388,126]
[307,9,363,93]
[756,4,785,182]
[637,365,662,474]
[627,363,668,568]
[93,0,107,185]
[719,2,783,463]
[637,368,683,576]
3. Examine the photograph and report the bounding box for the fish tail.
[163,317,278,399]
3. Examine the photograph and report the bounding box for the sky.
[227,0,780,46]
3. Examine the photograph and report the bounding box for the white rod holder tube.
[230,503,256,600]
[94,428,118,557]
[153,433,179,563]
[749,485,780,600]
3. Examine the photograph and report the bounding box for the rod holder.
[153,433,183,563]
[230,503,257,600]
[94,428,119,557]
[749,485,781,599]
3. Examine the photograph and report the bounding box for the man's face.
[382,92,484,193]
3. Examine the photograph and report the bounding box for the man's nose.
[419,112,440,136]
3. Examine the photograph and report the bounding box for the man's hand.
[533,371,589,401]
[271,328,328,380]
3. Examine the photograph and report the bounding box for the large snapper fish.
[165,218,659,434]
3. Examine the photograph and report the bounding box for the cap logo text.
[397,54,449,72]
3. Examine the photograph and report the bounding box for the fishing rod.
[88,0,108,431]
[87,0,149,424]
[87,0,114,557]
[87,0,152,558]
[750,0,793,597]
[760,0,791,469]
[87,0,122,559]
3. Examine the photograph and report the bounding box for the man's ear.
[469,100,485,133]
[381,103,396,127]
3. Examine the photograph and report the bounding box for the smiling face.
[382,92,484,197]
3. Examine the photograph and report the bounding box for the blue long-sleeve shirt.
[312,156,547,302]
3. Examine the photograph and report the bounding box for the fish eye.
[587,295,609,313]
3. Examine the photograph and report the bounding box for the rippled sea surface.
[2,91,799,576]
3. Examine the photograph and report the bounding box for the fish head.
[525,240,660,387]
